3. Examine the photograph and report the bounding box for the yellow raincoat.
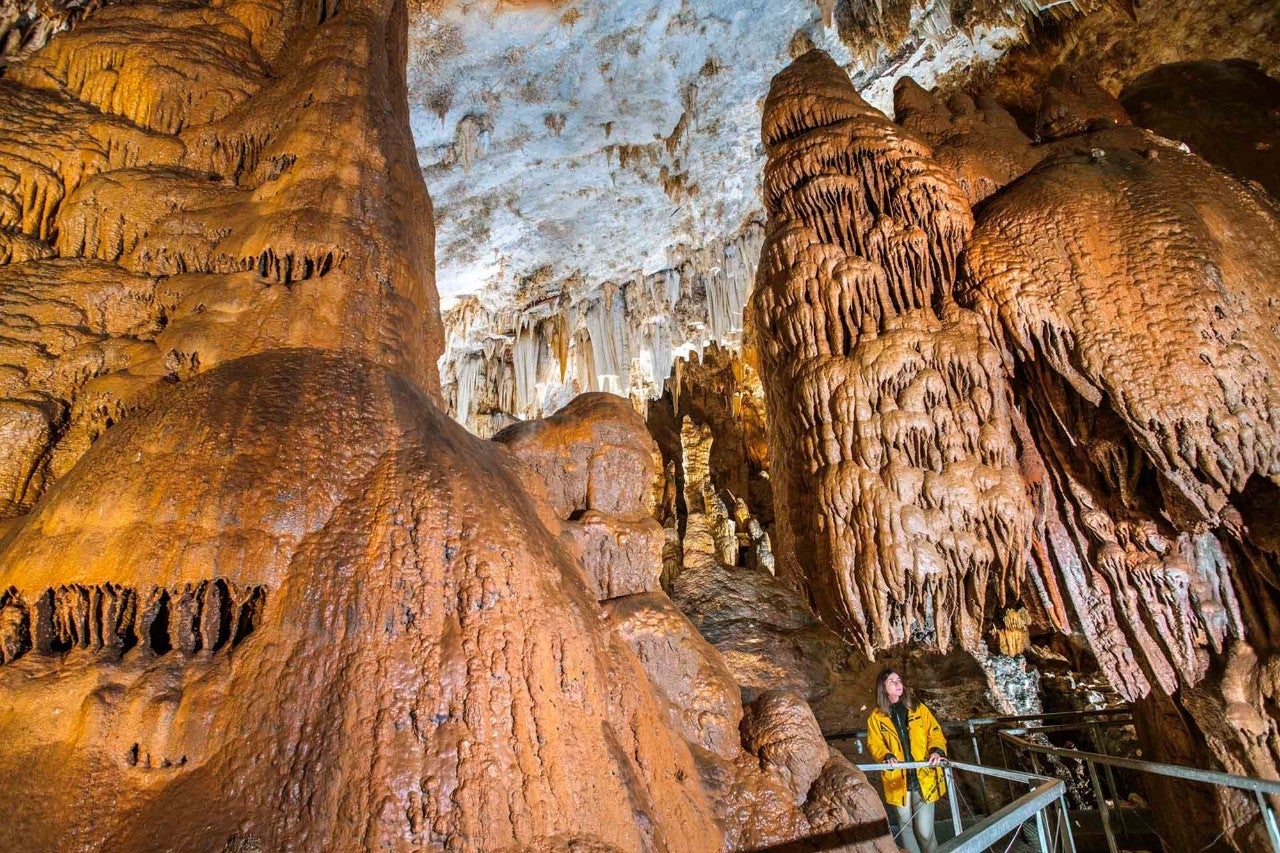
[866,703,948,807]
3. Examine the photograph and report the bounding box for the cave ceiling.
[409,0,1024,313]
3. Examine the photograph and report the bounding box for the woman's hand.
[883,755,898,766]
[927,751,945,766]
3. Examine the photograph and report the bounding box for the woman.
[866,669,948,853]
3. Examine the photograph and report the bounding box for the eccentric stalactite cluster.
[752,50,1033,657]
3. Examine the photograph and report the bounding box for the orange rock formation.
[0,2,899,849]
[751,50,1034,658]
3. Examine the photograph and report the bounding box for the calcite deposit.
[5,0,1280,847]
[0,0,443,519]
[0,0,897,849]
[892,77,1039,203]
[751,50,1034,657]
[496,388,895,851]
[960,119,1280,779]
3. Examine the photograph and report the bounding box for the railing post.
[1256,790,1280,852]
[1058,793,1077,852]
[1087,757,1119,853]
[946,765,963,835]
[1035,807,1051,852]
[969,720,994,815]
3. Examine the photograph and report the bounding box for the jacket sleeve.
[923,705,947,756]
[866,714,893,762]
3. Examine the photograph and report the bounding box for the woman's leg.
[891,796,922,853]
[913,798,937,853]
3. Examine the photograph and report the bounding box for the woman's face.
[884,672,904,703]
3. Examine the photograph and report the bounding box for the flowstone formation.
[0,0,897,849]
[751,50,1034,658]
[960,107,1280,821]
[0,0,443,518]
[495,391,894,852]
[885,56,1280,848]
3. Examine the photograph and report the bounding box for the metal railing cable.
[854,760,1074,852]
[998,725,1280,853]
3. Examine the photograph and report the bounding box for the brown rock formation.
[893,77,1040,204]
[493,391,663,520]
[958,0,1280,119]
[0,0,895,849]
[0,352,726,852]
[1033,65,1133,140]
[1121,59,1280,197]
[498,390,895,851]
[960,105,1280,846]
[751,50,1034,657]
[0,0,443,518]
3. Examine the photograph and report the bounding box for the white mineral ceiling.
[406,0,1057,430]
[410,0,1019,306]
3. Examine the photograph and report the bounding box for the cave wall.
[0,0,444,518]
[0,0,902,849]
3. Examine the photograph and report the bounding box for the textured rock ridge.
[0,0,443,517]
[498,389,895,852]
[752,50,1034,657]
[892,77,1040,203]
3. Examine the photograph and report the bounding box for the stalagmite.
[751,50,1034,657]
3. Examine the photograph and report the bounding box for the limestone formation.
[751,50,1034,657]
[493,391,663,520]
[440,224,766,436]
[893,77,1041,204]
[0,0,898,849]
[1121,59,1280,197]
[960,95,1280,842]
[0,352,726,852]
[1033,65,1133,139]
[496,388,894,852]
[0,0,443,519]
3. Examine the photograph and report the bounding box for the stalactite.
[751,50,1033,656]
[438,222,766,434]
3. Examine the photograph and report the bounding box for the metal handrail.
[1000,728,1280,794]
[999,726,1280,852]
[855,760,1074,852]
[827,706,1131,743]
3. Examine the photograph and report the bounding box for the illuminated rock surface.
[751,50,1033,658]
[0,0,892,849]
[2,0,1280,849]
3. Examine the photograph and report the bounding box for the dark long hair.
[875,668,914,715]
